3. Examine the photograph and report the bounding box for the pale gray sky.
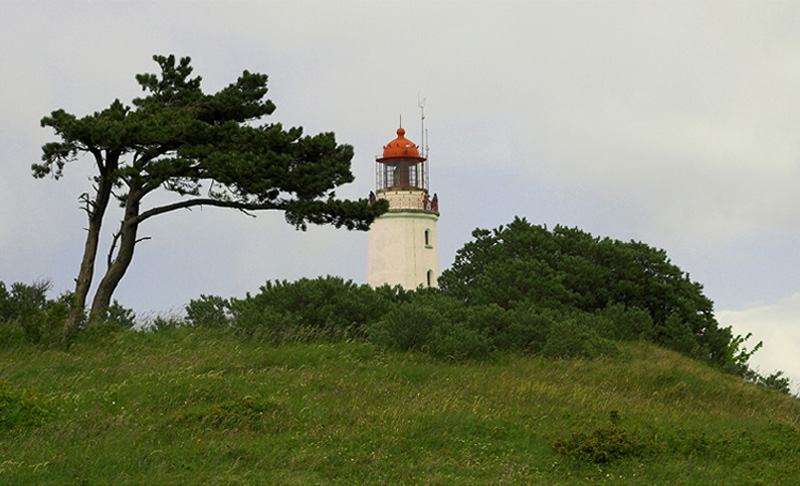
[2,1,799,391]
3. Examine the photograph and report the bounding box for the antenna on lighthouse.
[418,94,426,158]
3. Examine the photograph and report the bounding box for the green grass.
[1,327,799,485]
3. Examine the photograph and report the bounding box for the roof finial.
[399,114,402,128]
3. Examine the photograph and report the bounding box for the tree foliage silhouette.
[36,54,387,336]
[438,217,733,364]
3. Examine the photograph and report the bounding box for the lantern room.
[376,127,428,192]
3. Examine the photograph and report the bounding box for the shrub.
[232,277,398,339]
[541,318,618,359]
[230,298,303,343]
[0,282,13,321]
[368,297,443,352]
[500,304,563,353]
[0,279,72,346]
[655,313,700,357]
[134,310,185,332]
[591,304,655,342]
[461,304,510,349]
[367,294,497,360]
[752,371,792,395]
[185,294,231,328]
[0,380,50,429]
[552,411,646,463]
[96,300,136,330]
[429,319,492,361]
[439,217,735,366]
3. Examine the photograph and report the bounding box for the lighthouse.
[368,126,440,289]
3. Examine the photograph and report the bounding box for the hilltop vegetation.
[2,216,797,483]
[2,275,798,484]
[3,217,788,391]
[1,327,799,485]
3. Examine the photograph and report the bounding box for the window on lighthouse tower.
[390,161,416,188]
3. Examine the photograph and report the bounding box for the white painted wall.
[367,190,440,289]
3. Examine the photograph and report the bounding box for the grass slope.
[1,327,799,485]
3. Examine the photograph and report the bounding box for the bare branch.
[134,197,285,225]
[237,207,258,218]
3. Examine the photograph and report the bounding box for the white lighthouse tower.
[367,126,440,289]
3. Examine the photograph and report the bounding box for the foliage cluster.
[552,411,647,463]
[178,264,789,393]
[0,380,50,429]
[366,293,631,361]
[36,54,386,333]
[185,278,633,361]
[0,280,138,347]
[186,276,405,342]
[438,217,747,369]
[0,280,71,346]
[2,249,788,394]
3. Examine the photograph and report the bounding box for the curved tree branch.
[134,197,286,225]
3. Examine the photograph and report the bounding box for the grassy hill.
[1,326,799,485]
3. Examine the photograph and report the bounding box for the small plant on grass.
[171,394,283,431]
[552,411,646,463]
[0,380,50,429]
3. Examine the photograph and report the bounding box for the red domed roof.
[379,127,425,161]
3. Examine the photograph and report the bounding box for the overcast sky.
[2,1,799,391]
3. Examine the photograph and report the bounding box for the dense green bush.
[552,411,646,463]
[186,277,409,343]
[236,277,399,336]
[541,318,619,359]
[198,275,690,364]
[367,293,493,360]
[589,304,655,342]
[97,300,136,330]
[494,304,558,353]
[185,294,231,328]
[0,280,144,345]
[231,299,306,342]
[368,296,443,352]
[0,282,13,321]
[748,370,792,395]
[438,217,736,367]
[0,279,72,345]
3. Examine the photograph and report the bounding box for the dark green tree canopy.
[36,54,387,334]
[438,216,733,364]
[36,55,383,230]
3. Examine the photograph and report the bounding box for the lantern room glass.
[376,158,428,191]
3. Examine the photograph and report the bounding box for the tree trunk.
[63,171,115,338]
[89,195,141,320]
